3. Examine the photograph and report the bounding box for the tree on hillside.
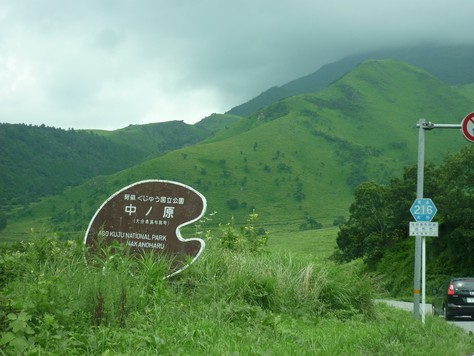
[431,147,474,274]
[0,213,6,231]
[334,146,474,275]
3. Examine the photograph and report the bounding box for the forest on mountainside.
[0,124,147,207]
[0,116,240,213]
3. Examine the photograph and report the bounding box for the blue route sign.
[410,198,437,222]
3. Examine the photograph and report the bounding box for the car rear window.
[453,279,474,291]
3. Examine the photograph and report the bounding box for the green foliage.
[293,180,306,201]
[299,214,323,231]
[217,212,269,253]
[226,198,240,210]
[0,213,6,231]
[347,165,369,189]
[185,248,375,320]
[333,215,346,226]
[429,146,474,276]
[376,239,415,296]
[0,311,35,354]
[0,230,472,354]
[335,181,398,268]
[0,124,146,206]
[335,146,474,295]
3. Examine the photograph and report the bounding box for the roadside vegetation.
[335,146,474,296]
[1,214,473,355]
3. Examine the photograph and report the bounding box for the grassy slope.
[269,226,340,258]
[90,120,210,157]
[1,231,473,355]
[457,83,474,101]
[194,113,243,133]
[2,60,473,243]
[91,114,242,157]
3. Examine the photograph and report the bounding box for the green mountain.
[94,114,241,158]
[92,121,208,157]
[3,59,472,242]
[0,115,242,210]
[228,44,474,116]
[0,124,147,206]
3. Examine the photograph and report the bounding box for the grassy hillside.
[0,116,241,211]
[2,60,472,242]
[94,121,207,155]
[194,113,243,134]
[457,83,474,101]
[93,119,230,158]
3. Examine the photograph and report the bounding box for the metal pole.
[413,118,462,322]
[413,118,425,319]
[422,236,426,323]
[417,122,461,130]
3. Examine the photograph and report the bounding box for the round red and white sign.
[461,112,474,143]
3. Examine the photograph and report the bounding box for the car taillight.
[448,283,455,295]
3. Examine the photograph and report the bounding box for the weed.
[0,311,35,354]
[218,211,269,253]
[0,227,473,354]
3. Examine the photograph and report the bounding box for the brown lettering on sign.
[84,180,206,277]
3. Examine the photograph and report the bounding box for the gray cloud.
[0,0,473,130]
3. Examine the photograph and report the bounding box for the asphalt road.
[376,300,474,334]
[448,318,474,334]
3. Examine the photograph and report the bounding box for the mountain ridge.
[227,44,474,117]
[3,59,472,242]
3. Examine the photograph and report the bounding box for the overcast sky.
[1,1,473,130]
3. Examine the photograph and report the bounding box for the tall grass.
[1,232,473,355]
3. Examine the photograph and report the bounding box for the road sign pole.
[422,236,426,324]
[413,119,425,320]
[412,116,467,322]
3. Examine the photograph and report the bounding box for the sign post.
[412,113,472,323]
[410,196,437,324]
[412,119,425,321]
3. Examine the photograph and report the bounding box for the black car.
[432,278,474,320]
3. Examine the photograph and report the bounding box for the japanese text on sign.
[124,194,185,204]
[409,221,439,237]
